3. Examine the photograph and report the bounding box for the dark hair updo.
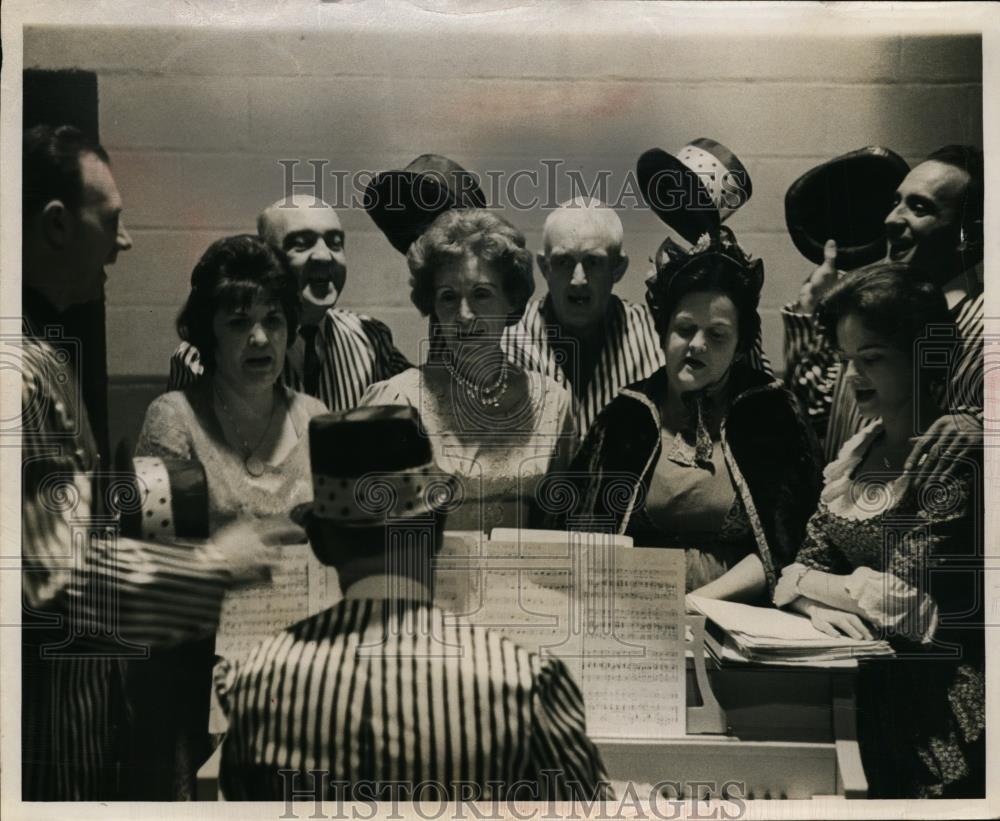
[176,234,300,372]
[646,226,763,355]
[816,261,955,394]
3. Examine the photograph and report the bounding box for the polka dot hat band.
[637,138,753,245]
[123,456,210,541]
[307,463,460,524]
[673,138,751,219]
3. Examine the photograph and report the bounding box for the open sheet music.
[213,532,687,739]
[434,532,687,738]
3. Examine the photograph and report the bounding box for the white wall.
[24,17,982,377]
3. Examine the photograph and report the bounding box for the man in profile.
[21,124,278,800]
[784,145,983,466]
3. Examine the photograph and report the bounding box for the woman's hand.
[801,599,875,640]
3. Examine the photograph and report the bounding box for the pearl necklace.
[214,386,278,477]
[442,356,509,409]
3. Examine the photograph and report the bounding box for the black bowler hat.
[291,406,460,527]
[112,441,210,541]
[637,138,753,245]
[784,146,910,270]
[364,154,487,255]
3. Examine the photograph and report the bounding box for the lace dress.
[128,383,326,799]
[777,422,985,798]
[135,384,326,530]
[360,368,575,533]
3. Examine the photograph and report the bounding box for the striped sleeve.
[23,478,230,648]
[167,341,203,391]
[782,302,818,372]
[528,656,612,801]
[948,291,983,419]
[317,311,371,411]
[23,353,230,648]
[362,315,413,381]
[781,302,839,428]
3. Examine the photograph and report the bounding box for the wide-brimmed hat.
[111,441,210,541]
[637,138,753,244]
[364,154,487,255]
[291,406,460,527]
[785,146,909,269]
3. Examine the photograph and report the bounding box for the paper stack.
[687,595,894,665]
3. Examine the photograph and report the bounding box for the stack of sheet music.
[687,595,893,665]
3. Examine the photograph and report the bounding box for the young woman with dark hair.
[773,262,985,798]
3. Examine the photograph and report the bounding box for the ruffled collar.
[821,420,913,520]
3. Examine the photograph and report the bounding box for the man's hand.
[797,239,842,314]
[801,599,875,640]
[211,519,303,586]
[904,412,982,488]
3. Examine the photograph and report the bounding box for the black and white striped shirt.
[168,308,412,412]
[21,313,233,800]
[214,591,611,801]
[503,295,772,438]
[502,296,664,438]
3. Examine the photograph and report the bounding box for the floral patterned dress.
[777,422,985,798]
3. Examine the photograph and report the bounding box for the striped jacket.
[168,308,412,412]
[783,284,983,459]
[502,296,664,439]
[214,591,611,802]
[503,296,772,439]
[21,297,233,800]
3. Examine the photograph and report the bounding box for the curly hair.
[176,234,300,372]
[406,209,535,324]
[646,228,762,354]
[816,261,955,360]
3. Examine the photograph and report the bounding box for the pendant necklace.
[442,356,509,409]
[215,386,278,477]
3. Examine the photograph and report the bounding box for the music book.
[687,595,894,664]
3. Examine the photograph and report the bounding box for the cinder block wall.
[24,19,982,384]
